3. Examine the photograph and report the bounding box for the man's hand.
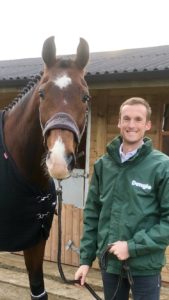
[74,265,90,286]
[108,241,129,260]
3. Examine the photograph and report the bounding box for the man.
[75,97,169,300]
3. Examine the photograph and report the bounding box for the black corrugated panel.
[0,45,169,81]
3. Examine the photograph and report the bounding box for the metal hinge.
[65,240,80,255]
[71,171,89,179]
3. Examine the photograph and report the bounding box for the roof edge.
[85,69,169,83]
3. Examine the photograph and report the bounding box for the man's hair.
[119,97,152,121]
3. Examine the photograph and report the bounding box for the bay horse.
[0,36,90,299]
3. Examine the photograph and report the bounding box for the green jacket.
[80,136,169,275]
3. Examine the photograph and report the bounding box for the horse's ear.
[42,36,56,68]
[75,38,89,70]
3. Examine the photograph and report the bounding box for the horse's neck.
[4,92,49,190]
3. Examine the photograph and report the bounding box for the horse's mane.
[4,58,73,112]
[4,72,43,111]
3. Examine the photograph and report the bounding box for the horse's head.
[38,36,90,180]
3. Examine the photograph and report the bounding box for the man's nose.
[128,119,136,127]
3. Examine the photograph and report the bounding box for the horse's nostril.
[47,151,51,160]
[67,153,75,171]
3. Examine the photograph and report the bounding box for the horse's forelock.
[58,59,73,69]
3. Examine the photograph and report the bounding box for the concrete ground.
[0,252,103,300]
[0,252,168,299]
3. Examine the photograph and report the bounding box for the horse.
[0,36,90,300]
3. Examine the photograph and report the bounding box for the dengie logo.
[131,180,152,190]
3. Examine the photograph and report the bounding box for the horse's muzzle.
[46,149,76,180]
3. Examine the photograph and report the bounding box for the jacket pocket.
[129,250,165,272]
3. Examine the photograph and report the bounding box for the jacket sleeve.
[80,165,101,266]
[128,167,169,258]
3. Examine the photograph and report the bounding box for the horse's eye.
[39,89,45,99]
[82,94,90,103]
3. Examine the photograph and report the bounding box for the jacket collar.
[106,136,153,164]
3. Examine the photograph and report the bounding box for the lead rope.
[56,180,102,300]
[56,180,134,300]
[99,246,134,299]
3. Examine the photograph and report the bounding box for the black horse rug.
[0,111,56,251]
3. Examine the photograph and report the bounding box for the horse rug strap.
[0,110,56,252]
[43,112,81,144]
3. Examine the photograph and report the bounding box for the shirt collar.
[119,141,144,163]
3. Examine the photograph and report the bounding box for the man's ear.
[146,120,151,131]
[117,119,121,129]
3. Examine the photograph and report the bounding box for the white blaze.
[46,137,69,179]
[63,99,68,105]
[54,74,72,89]
[47,74,72,179]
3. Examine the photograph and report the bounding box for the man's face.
[118,104,151,147]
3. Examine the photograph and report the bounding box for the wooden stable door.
[44,204,83,266]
